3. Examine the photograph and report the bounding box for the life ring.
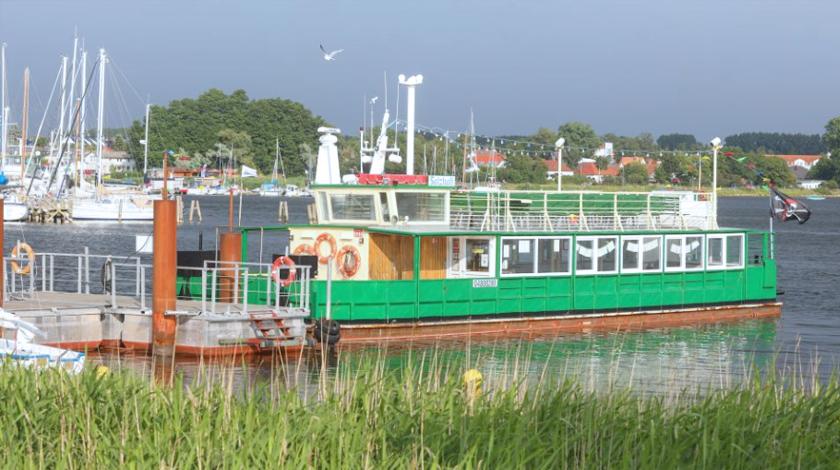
[314,233,337,264]
[271,256,297,287]
[336,245,361,279]
[10,243,35,276]
[293,244,316,256]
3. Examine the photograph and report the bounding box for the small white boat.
[71,196,155,222]
[0,309,85,374]
[3,198,29,222]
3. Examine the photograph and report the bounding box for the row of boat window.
[448,234,745,277]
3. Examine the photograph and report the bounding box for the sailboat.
[69,48,154,222]
[0,43,30,221]
[259,138,285,197]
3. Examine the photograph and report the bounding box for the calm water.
[4,195,838,391]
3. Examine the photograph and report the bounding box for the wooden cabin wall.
[369,234,415,280]
[420,236,447,279]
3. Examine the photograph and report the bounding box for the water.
[5,195,839,391]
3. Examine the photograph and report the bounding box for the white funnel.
[398,74,423,175]
[314,127,342,185]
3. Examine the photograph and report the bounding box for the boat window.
[597,237,618,273]
[665,237,683,270]
[329,193,376,221]
[726,234,744,268]
[379,192,392,222]
[685,236,703,270]
[448,237,495,277]
[395,192,446,222]
[622,238,640,271]
[642,236,661,271]
[501,239,535,275]
[576,239,594,273]
[537,238,571,274]
[708,236,724,268]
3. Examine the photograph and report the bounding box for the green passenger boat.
[234,180,780,345]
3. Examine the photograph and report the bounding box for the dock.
[2,247,312,356]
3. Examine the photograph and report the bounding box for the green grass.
[1,355,839,468]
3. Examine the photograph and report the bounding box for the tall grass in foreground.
[0,355,839,469]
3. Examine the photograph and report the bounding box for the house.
[768,154,821,171]
[543,159,574,180]
[575,158,618,183]
[617,156,660,179]
[473,149,506,168]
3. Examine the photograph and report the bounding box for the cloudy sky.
[1,0,838,140]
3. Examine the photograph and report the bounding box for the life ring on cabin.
[271,256,297,287]
[314,233,337,264]
[293,244,316,256]
[10,243,35,276]
[336,245,361,279]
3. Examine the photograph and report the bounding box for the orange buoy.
[314,233,337,264]
[271,256,297,287]
[336,245,361,278]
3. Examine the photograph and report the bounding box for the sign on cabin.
[428,175,457,187]
[472,279,498,288]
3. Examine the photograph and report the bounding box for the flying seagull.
[320,44,344,61]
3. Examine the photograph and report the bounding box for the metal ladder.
[248,312,295,348]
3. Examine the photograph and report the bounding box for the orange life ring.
[10,243,35,276]
[271,256,296,287]
[314,233,337,264]
[293,244,316,256]
[336,245,361,279]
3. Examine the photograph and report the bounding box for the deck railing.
[2,247,310,318]
[449,190,716,232]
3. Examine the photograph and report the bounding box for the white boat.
[71,195,154,221]
[0,309,85,373]
[3,199,28,221]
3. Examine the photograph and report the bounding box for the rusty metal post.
[218,231,242,303]
[152,198,177,355]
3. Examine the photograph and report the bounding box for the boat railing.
[448,190,716,232]
[199,260,311,317]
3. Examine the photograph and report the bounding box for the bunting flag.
[770,186,811,224]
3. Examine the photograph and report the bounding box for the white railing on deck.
[2,247,310,318]
[448,190,716,232]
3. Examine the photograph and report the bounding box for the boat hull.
[3,202,28,221]
[332,301,782,345]
[72,198,154,221]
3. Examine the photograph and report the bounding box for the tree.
[127,89,326,174]
[557,122,601,165]
[531,127,557,146]
[497,154,546,184]
[621,162,649,185]
[657,133,698,150]
[724,132,824,154]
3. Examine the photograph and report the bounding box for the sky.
[1,0,839,142]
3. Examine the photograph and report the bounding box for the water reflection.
[93,319,779,394]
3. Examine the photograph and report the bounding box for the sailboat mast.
[20,67,29,179]
[95,48,106,189]
[58,56,68,159]
[143,103,149,175]
[67,33,78,132]
[1,42,7,162]
[79,50,87,177]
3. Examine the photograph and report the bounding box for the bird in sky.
[320,44,344,61]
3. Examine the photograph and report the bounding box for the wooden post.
[152,199,177,355]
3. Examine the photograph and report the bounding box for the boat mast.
[57,56,68,163]
[20,67,29,179]
[273,138,279,183]
[95,48,106,190]
[79,49,87,185]
[67,33,79,133]
[1,42,7,164]
[143,102,149,175]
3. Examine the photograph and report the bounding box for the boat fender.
[271,256,297,287]
[336,245,361,278]
[10,243,35,276]
[314,319,340,345]
[293,244,316,256]
[314,233,337,264]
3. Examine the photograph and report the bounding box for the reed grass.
[0,352,838,468]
